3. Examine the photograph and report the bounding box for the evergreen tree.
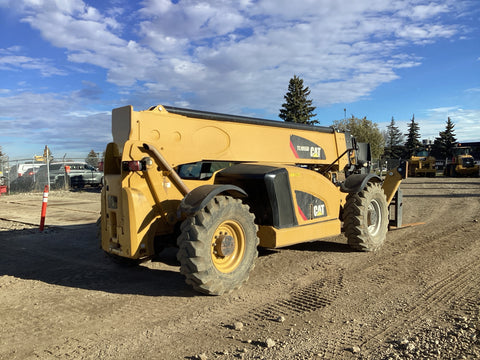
[384,116,404,158]
[432,117,457,159]
[333,115,385,160]
[279,75,317,125]
[85,150,99,168]
[404,114,422,157]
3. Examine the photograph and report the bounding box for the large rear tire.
[344,182,388,252]
[177,196,259,295]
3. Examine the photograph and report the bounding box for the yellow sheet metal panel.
[382,165,406,205]
[253,164,344,248]
[258,219,341,248]
[103,105,354,259]
[113,105,349,170]
[285,165,343,225]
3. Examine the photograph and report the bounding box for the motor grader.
[99,105,406,295]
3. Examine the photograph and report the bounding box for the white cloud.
[378,106,480,143]
[130,0,465,112]
[396,24,457,44]
[139,0,173,15]
[0,90,111,158]
[0,47,66,76]
[0,0,476,158]
[429,106,460,114]
[2,0,467,114]
[423,107,480,142]
[465,88,480,93]
[22,9,125,50]
[8,0,146,85]
[398,3,449,20]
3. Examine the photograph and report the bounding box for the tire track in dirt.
[243,272,344,322]
[359,248,480,357]
[178,180,480,359]
[240,180,480,359]
[0,217,39,228]
[2,179,479,360]
[271,244,480,360]
[349,182,480,358]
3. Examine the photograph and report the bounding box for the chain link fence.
[1,155,410,196]
[0,156,103,195]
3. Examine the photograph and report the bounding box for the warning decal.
[290,135,326,160]
[295,190,327,221]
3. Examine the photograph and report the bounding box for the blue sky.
[0,0,479,161]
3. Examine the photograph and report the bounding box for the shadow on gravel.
[256,238,353,257]
[285,240,354,253]
[0,223,354,297]
[0,223,196,297]
[68,187,103,194]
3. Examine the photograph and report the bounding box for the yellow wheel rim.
[211,220,245,273]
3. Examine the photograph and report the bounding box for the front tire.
[344,182,389,252]
[177,196,259,295]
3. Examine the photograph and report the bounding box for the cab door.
[84,164,96,184]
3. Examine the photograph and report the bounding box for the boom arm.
[112,105,352,171]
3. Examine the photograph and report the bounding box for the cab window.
[177,161,234,180]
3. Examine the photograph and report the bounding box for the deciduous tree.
[333,115,385,160]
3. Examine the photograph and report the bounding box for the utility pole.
[44,145,51,190]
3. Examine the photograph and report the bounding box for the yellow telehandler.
[99,105,406,295]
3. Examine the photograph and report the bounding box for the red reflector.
[128,161,142,171]
[122,161,145,172]
[122,160,147,172]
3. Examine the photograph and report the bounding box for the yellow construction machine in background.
[444,145,479,177]
[99,105,406,295]
[408,150,436,177]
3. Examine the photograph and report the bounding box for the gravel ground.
[0,177,479,359]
